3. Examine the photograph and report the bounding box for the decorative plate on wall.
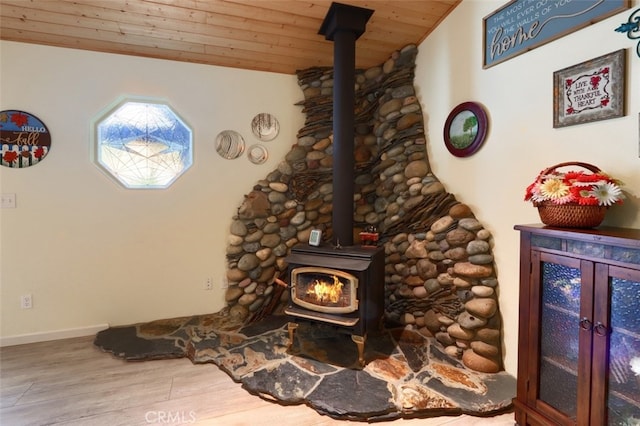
[247,144,268,164]
[0,110,52,168]
[443,102,488,157]
[251,113,279,141]
[215,130,245,159]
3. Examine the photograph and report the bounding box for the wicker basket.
[535,201,607,228]
[533,162,608,228]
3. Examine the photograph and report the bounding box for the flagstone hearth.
[94,312,515,422]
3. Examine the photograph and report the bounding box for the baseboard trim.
[0,324,110,347]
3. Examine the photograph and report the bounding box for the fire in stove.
[291,267,358,314]
[307,276,342,303]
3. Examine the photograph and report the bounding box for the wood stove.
[284,243,385,366]
[283,3,380,367]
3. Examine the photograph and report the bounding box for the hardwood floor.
[1,336,515,425]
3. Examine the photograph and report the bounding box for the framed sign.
[0,110,51,168]
[443,102,488,158]
[484,0,629,68]
[553,49,626,128]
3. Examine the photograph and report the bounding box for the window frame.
[91,96,193,189]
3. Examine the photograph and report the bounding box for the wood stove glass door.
[290,267,358,314]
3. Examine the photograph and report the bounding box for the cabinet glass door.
[538,257,583,420]
[603,267,640,425]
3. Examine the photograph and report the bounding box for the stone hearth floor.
[94,312,515,422]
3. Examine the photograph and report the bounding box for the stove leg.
[351,334,366,367]
[287,322,298,350]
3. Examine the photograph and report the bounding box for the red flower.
[601,98,610,107]
[10,112,28,128]
[3,151,18,163]
[524,182,536,201]
[34,147,45,159]
[574,173,603,183]
[578,196,599,206]
[563,171,583,181]
[569,186,595,205]
[566,107,575,114]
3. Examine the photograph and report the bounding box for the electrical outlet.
[21,294,33,309]
[1,193,16,209]
[204,277,213,290]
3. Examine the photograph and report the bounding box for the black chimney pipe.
[319,3,373,247]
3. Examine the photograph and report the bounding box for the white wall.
[0,41,303,343]
[416,0,640,375]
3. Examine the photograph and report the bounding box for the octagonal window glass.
[94,99,192,189]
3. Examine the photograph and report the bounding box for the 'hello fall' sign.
[483,0,628,68]
[0,110,52,168]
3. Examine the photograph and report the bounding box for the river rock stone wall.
[224,45,503,373]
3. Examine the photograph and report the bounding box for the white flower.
[589,182,623,206]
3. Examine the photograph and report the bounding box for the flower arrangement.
[525,163,624,207]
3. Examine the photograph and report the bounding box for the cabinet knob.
[594,322,609,336]
[579,317,592,330]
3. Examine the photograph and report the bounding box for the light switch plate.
[1,194,16,208]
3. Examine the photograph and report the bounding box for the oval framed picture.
[443,102,488,157]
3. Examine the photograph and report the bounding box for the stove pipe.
[319,3,373,247]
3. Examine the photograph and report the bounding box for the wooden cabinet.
[514,225,640,426]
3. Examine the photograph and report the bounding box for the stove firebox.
[290,267,359,314]
[284,244,385,366]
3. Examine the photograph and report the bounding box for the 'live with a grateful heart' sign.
[553,49,626,128]
[0,110,52,168]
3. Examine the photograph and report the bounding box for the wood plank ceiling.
[0,0,460,75]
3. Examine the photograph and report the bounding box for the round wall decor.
[215,130,245,159]
[251,113,279,141]
[247,144,268,164]
[443,102,488,158]
[0,110,52,168]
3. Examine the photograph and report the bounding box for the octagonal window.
[93,99,192,189]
